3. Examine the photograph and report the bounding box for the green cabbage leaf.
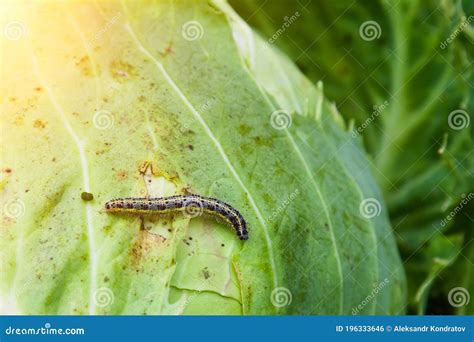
[1,0,405,314]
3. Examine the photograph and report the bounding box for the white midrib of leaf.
[297,131,380,314]
[219,2,345,311]
[253,80,345,313]
[31,55,98,315]
[124,24,279,290]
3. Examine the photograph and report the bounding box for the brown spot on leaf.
[110,60,137,82]
[159,44,173,56]
[202,267,211,280]
[115,170,128,181]
[130,230,166,267]
[238,124,251,136]
[33,119,47,129]
[75,56,95,76]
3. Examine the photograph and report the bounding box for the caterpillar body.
[105,194,248,240]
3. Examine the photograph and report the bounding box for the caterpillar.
[105,194,248,240]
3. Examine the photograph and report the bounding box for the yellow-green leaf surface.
[0,0,405,314]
